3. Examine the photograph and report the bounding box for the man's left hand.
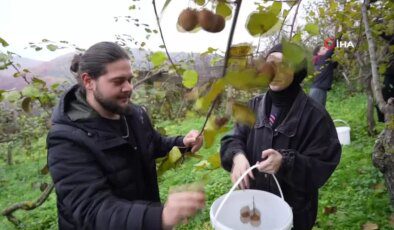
[256,149,283,174]
[183,130,203,153]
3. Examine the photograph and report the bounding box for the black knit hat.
[266,44,307,84]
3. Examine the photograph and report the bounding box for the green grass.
[0,83,393,229]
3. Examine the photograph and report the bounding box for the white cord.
[214,163,284,219]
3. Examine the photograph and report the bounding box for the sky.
[0,0,307,61]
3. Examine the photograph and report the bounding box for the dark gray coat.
[220,90,341,230]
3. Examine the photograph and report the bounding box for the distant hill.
[0,49,224,90]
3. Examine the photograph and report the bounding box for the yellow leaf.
[224,68,271,90]
[21,97,32,113]
[168,147,182,163]
[229,44,252,57]
[195,79,225,112]
[232,102,256,127]
[203,129,216,149]
[207,152,221,169]
[194,160,210,170]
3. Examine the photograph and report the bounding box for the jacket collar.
[255,90,308,137]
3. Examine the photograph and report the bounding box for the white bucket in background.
[333,119,351,145]
[210,189,293,230]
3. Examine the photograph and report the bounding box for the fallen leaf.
[362,222,379,230]
[323,206,337,215]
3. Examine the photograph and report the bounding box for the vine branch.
[289,0,302,39]
[152,0,182,79]
[2,182,55,226]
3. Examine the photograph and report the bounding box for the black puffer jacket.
[220,90,341,230]
[47,85,184,230]
[312,48,338,91]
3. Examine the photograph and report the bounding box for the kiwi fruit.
[178,8,198,31]
[250,208,261,227]
[240,206,251,223]
[198,9,216,32]
[211,14,225,33]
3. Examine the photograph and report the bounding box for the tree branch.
[361,0,386,112]
[289,0,302,39]
[197,0,244,136]
[152,0,182,79]
[1,182,55,226]
[276,2,296,42]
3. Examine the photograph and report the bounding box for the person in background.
[47,41,204,230]
[310,38,339,107]
[220,44,341,230]
[376,33,394,122]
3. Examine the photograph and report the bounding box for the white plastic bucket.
[210,165,293,230]
[334,119,351,145]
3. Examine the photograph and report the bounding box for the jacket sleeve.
[140,108,185,158]
[276,115,341,193]
[220,122,251,172]
[47,130,163,230]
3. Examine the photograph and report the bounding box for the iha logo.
[324,37,355,49]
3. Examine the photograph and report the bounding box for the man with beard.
[47,42,204,230]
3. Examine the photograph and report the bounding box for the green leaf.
[269,1,282,16]
[194,0,205,6]
[32,77,46,87]
[182,70,198,89]
[195,79,225,112]
[51,83,60,91]
[282,41,306,70]
[22,85,40,98]
[0,90,5,102]
[246,12,278,36]
[4,91,21,102]
[379,64,387,75]
[161,0,172,14]
[0,53,8,62]
[216,2,232,19]
[0,37,9,47]
[46,44,58,51]
[21,97,32,113]
[40,164,49,175]
[201,47,218,56]
[129,5,136,10]
[232,102,256,127]
[207,152,221,169]
[292,33,302,43]
[194,160,210,171]
[210,57,222,66]
[150,51,167,67]
[305,23,319,36]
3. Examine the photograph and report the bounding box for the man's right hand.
[231,153,254,189]
[162,191,205,230]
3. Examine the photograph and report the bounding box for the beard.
[93,87,130,115]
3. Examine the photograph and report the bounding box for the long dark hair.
[70,41,130,86]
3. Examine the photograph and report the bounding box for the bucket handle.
[333,119,349,127]
[214,164,284,219]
